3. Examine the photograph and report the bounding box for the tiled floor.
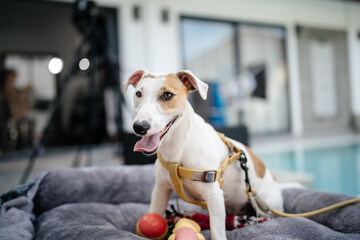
[0,143,124,194]
[1,131,360,196]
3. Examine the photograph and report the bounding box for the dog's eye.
[135,91,142,98]
[161,92,174,101]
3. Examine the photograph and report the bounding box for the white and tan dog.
[124,70,284,240]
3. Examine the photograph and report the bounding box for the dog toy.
[136,213,168,240]
[168,218,205,240]
[165,206,268,230]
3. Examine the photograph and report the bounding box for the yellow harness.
[156,132,242,209]
[157,132,360,217]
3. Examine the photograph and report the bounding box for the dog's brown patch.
[144,73,158,79]
[157,74,189,114]
[244,146,266,178]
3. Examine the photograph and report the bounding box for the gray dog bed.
[1,164,359,239]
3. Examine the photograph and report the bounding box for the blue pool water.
[259,143,360,197]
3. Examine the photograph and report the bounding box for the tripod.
[19,2,123,184]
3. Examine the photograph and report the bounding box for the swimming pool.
[254,135,360,197]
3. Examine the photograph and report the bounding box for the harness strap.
[167,163,208,209]
[157,132,242,209]
[218,133,242,188]
[157,153,222,183]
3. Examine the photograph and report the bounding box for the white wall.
[346,2,360,117]
[56,0,360,135]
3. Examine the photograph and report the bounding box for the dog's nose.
[133,121,151,135]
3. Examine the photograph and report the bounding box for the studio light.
[79,58,90,70]
[48,57,64,74]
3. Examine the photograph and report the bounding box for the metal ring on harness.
[246,187,255,197]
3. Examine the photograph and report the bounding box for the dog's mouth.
[133,115,179,155]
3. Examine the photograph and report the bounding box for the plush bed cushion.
[35,200,360,240]
[1,165,360,240]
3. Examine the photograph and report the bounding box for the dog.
[124,70,284,240]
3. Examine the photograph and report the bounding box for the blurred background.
[0,0,359,197]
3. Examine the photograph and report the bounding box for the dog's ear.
[123,70,148,94]
[176,70,208,100]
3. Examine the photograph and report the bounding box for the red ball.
[136,213,168,239]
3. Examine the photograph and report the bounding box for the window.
[181,17,289,135]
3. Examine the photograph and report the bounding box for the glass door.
[182,18,237,127]
[181,17,290,136]
[237,24,289,135]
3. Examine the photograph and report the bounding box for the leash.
[157,132,360,217]
[271,198,360,218]
[245,185,360,218]
[239,149,360,218]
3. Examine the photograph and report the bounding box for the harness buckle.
[202,170,217,183]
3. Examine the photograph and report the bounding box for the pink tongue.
[133,132,161,152]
